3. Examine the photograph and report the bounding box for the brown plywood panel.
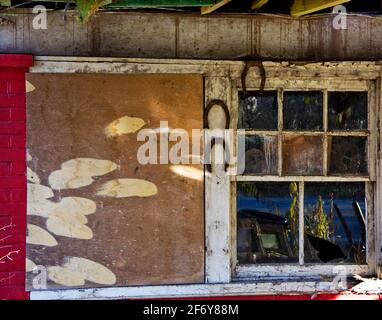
[26,74,204,290]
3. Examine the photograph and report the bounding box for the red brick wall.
[0,54,32,300]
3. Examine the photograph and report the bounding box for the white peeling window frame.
[28,57,382,300]
[231,76,377,281]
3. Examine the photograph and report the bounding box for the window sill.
[235,264,370,280]
[30,280,348,300]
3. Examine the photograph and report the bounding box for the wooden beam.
[291,0,351,17]
[251,0,269,10]
[201,0,231,15]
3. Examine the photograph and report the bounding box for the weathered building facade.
[0,9,382,300]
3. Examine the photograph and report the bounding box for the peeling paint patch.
[96,178,157,198]
[46,216,93,240]
[26,151,32,162]
[26,81,35,93]
[105,116,145,138]
[47,258,116,287]
[64,257,117,285]
[47,266,85,286]
[56,197,96,216]
[27,167,40,184]
[28,196,96,217]
[49,158,117,189]
[27,224,58,247]
[27,183,54,202]
[28,192,96,240]
[27,199,54,217]
[26,258,37,272]
[49,171,94,189]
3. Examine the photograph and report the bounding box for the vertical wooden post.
[323,90,328,176]
[367,81,377,274]
[376,77,382,278]
[298,181,305,266]
[204,76,232,283]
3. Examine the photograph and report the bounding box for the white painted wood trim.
[29,280,344,300]
[31,57,382,82]
[32,56,382,70]
[242,130,369,136]
[298,182,304,266]
[366,182,376,274]
[204,77,232,283]
[235,264,370,279]
[233,176,371,182]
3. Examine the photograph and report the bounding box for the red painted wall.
[0,54,33,300]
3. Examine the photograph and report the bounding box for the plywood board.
[26,73,204,290]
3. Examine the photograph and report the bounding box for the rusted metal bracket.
[241,60,266,94]
[204,99,230,173]
[205,137,230,173]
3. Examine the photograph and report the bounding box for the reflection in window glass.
[283,91,323,130]
[328,136,367,175]
[237,182,299,264]
[282,135,323,175]
[328,92,368,130]
[244,135,278,175]
[238,91,278,130]
[304,183,366,264]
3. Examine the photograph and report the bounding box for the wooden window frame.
[231,81,376,279]
[29,57,382,299]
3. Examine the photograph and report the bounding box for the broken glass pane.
[238,91,278,130]
[304,182,366,264]
[282,135,323,175]
[328,92,368,130]
[244,135,278,175]
[328,136,368,175]
[236,182,299,264]
[283,91,323,130]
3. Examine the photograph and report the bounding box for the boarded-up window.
[26,74,204,289]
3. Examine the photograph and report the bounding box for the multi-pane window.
[236,89,370,266]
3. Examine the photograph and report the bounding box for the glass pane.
[328,136,368,175]
[237,182,299,264]
[328,92,368,130]
[244,135,278,175]
[238,91,278,130]
[283,91,323,130]
[282,135,323,175]
[304,182,366,264]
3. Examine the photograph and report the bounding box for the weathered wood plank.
[234,176,370,182]
[30,279,347,299]
[377,76,382,278]
[236,264,370,279]
[205,76,232,283]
